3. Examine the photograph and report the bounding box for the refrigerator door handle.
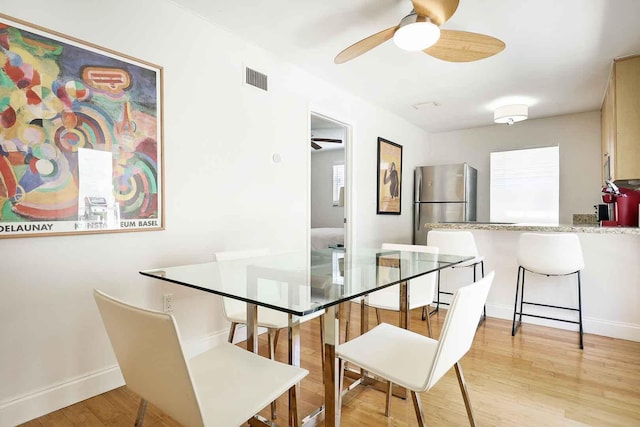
[415,202,420,233]
[414,168,422,203]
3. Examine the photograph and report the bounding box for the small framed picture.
[377,137,402,215]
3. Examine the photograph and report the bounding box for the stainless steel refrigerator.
[413,163,477,245]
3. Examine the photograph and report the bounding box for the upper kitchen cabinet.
[601,55,640,183]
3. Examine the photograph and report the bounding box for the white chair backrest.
[213,248,271,317]
[212,248,270,262]
[517,233,584,275]
[424,271,494,391]
[426,230,479,257]
[94,290,204,427]
[380,243,439,301]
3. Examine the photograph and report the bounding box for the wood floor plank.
[17,304,640,426]
[61,402,103,427]
[33,409,74,427]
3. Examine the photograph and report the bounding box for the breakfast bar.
[425,222,640,342]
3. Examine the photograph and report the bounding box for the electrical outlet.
[162,294,173,312]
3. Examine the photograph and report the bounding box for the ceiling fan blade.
[424,30,505,62]
[334,26,397,64]
[411,0,459,26]
[311,138,342,143]
[311,141,322,150]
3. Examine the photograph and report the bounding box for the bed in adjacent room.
[310,227,344,250]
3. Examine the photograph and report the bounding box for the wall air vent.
[245,67,268,91]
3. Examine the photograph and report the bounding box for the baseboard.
[0,329,229,427]
[0,366,124,427]
[486,303,640,342]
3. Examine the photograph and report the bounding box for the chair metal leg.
[577,271,584,349]
[344,301,351,342]
[455,362,477,427]
[227,322,237,343]
[428,270,442,317]
[410,390,426,427]
[268,329,275,359]
[435,270,441,313]
[360,298,368,335]
[425,305,433,338]
[274,329,280,354]
[519,270,526,326]
[385,380,393,417]
[512,266,522,336]
[421,306,427,320]
[472,262,487,323]
[511,268,584,349]
[134,398,147,427]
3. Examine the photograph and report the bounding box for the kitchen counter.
[425,222,640,235]
[423,223,640,343]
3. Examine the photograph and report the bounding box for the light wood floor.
[20,304,640,426]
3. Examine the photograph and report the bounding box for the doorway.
[309,112,350,250]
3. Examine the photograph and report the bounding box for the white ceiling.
[172,0,640,133]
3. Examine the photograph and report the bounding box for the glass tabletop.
[140,248,472,316]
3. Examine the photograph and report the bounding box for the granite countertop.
[425,222,640,235]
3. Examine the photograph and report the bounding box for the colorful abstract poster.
[0,14,163,238]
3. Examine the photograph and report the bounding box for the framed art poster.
[0,14,164,238]
[377,137,402,214]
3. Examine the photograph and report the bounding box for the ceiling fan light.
[494,104,528,125]
[393,15,440,51]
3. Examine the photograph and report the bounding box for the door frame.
[308,110,353,251]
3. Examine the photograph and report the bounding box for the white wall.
[311,149,344,228]
[0,1,430,424]
[428,112,602,224]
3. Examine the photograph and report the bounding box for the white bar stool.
[426,230,486,320]
[511,233,585,349]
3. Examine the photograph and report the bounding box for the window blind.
[490,146,559,224]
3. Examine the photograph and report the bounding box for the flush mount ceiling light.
[393,13,441,51]
[494,104,528,126]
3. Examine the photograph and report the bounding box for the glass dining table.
[140,247,472,427]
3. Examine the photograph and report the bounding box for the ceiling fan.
[311,137,343,150]
[334,0,505,64]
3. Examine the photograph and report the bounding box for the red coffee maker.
[601,181,640,227]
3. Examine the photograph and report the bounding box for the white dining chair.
[94,289,308,427]
[426,230,486,320]
[213,248,326,417]
[336,271,494,426]
[512,233,585,349]
[363,243,439,337]
[214,248,326,353]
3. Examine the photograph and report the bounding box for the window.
[332,164,345,206]
[490,146,559,224]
